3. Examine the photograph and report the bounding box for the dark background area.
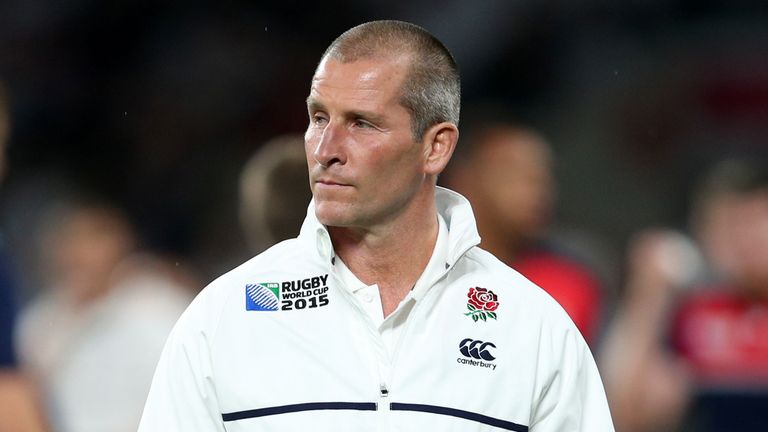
[1,0,766,296]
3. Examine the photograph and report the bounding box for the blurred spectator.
[0,77,16,376]
[601,159,768,432]
[444,118,604,344]
[238,133,311,254]
[0,81,8,183]
[15,199,194,432]
[0,80,48,432]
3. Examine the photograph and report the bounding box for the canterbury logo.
[459,338,497,361]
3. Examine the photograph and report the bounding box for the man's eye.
[354,119,373,129]
[312,114,328,125]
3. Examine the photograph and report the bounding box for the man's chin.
[314,203,352,227]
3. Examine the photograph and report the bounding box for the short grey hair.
[320,20,461,141]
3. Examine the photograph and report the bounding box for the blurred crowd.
[1,3,767,431]
[444,111,768,431]
[0,84,313,429]
[4,79,768,430]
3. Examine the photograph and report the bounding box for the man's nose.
[313,121,346,168]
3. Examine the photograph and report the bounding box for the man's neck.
[329,192,439,317]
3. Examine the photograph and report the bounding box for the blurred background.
[0,1,766,431]
[1,0,765,283]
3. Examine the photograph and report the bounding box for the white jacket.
[139,188,614,431]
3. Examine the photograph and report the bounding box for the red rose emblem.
[465,287,499,322]
[468,287,499,311]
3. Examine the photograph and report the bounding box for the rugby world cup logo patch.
[245,275,330,312]
[245,283,280,311]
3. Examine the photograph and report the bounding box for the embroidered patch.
[465,287,499,322]
[245,275,330,311]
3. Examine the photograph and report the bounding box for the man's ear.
[422,122,459,176]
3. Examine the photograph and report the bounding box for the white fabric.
[334,257,385,327]
[139,187,614,432]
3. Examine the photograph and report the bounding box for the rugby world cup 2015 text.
[281,275,329,310]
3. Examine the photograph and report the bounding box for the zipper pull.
[379,383,389,398]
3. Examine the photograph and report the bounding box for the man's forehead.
[307,57,409,107]
[313,55,409,85]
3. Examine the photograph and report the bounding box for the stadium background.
[1,0,766,293]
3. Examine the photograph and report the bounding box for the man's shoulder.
[229,237,309,275]
[179,238,318,320]
[203,238,313,293]
[458,247,542,293]
[455,247,577,326]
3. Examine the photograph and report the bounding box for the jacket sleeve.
[529,323,615,432]
[138,299,226,432]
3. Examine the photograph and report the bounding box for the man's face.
[305,56,426,229]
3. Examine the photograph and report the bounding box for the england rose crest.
[465,287,499,322]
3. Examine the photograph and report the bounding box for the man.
[139,20,614,431]
[445,120,603,345]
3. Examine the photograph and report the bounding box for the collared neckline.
[331,213,448,327]
[332,213,449,297]
[409,212,449,301]
[299,186,481,270]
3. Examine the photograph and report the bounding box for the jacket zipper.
[326,267,393,428]
[378,382,391,431]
